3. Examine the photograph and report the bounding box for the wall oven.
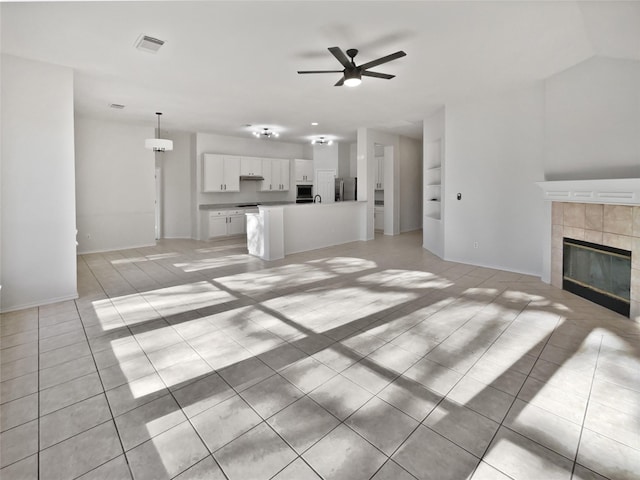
[296,184,313,203]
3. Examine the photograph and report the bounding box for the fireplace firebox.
[563,237,631,316]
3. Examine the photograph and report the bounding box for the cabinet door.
[208,214,228,238]
[241,157,262,176]
[260,159,273,191]
[375,157,384,190]
[374,208,384,230]
[223,157,240,192]
[271,159,282,191]
[295,159,313,183]
[228,214,245,235]
[203,154,225,192]
[303,160,313,182]
[279,159,290,191]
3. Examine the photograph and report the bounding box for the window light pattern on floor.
[1,231,639,480]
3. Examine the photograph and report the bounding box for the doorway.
[155,167,161,240]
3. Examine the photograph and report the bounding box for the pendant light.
[145,112,173,152]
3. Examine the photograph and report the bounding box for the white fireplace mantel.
[536,178,640,205]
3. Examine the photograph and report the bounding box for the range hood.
[240,175,264,181]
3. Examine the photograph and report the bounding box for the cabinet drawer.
[209,210,229,217]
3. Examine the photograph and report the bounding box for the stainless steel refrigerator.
[335,177,357,201]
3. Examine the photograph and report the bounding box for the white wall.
[313,143,339,173]
[1,55,77,311]
[399,136,422,232]
[338,142,351,179]
[444,84,545,275]
[544,56,640,180]
[349,143,357,177]
[75,117,156,253]
[157,130,192,239]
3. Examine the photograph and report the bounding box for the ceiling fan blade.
[334,76,345,87]
[361,71,395,80]
[358,51,406,71]
[298,70,344,74]
[328,47,353,69]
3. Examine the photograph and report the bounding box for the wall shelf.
[423,139,443,221]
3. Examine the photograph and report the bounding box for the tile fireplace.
[538,178,640,322]
[551,202,639,320]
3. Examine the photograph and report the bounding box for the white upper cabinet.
[278,158,291,191]
[202,154,240,192]
[295,159,314,183]
[240,156,263,177]
[375,156,384,190]
[260,158,274,192]
[260,158,290,191]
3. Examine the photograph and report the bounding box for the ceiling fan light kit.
[312,137,333,146]
[298,46,406,87]
[253,127,279,139]
[145,112,173,152]
[344,69,362,87]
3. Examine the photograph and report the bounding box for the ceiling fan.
[298,46,406,87]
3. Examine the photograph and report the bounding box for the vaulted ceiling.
[2,1,638,143]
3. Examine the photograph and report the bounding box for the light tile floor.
[1,231,639,480]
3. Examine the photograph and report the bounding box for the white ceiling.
[2,1,639,143]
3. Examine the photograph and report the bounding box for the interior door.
[316,169,336,203]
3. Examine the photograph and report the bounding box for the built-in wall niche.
[424,138,442,220]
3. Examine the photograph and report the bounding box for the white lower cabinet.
[208,215,228,238]
[227,213,246,236]
[208,210,246,238]
[374,207,384,231]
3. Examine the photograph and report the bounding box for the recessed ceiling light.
[109,103,125,109]
[311,122,319,126]
[135,34,165,54]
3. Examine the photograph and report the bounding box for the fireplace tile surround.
[551,202,640,321]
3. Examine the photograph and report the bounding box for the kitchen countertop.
[199,201,295,211]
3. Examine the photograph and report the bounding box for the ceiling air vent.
[135,34,165,53]
[109,103,125,109]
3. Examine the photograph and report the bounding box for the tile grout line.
[227,271,515,479]
[273,291,507,479]
[569,333,606,480]
[110,292,233,480]
[69,263,137,480]
[364,296,533,479]
[37,306,41,480]
[474,311,573,476]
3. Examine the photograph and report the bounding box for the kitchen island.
[247,201,367,261]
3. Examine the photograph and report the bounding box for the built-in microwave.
[296,184,313,203]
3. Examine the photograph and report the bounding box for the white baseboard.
[0,292,79,314]
[77,242,157,255]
